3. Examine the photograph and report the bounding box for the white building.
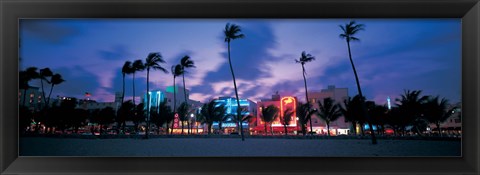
[308,85,351,135]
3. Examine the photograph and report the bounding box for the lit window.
[30,94,34,97]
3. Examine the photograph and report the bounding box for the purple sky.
[20,19,461,105]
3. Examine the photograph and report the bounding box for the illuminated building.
[308,85,351,135]
[18,86,44,111]
[212,97,257,133]
[143,86,204,134]
[255,92,298,135]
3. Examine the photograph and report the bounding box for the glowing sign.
[280,96,297,127]
[174,113,179,128]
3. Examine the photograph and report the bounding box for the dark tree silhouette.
[170,64,183,134]
[295,51,315,135]
[280,108,294,135]
[130,60,144,108]
[338,95,365,136]
[297,102,314,136]
[199,100,226,135]
[224,23,246,141]
[317,98,342,136]
[117,100,134,134]
[121,61,133,105]
[395,90,429,136]
[177,102,189,135]
[19,67,39,107]
[259,105,279,135]
[46,74,65,106]
[423,96,455,137]
[39,68,53,106]
[339,20,377,144]
[179,55,195,134]
[144,52,168,139]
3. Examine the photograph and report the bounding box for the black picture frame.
[1,0,479,174]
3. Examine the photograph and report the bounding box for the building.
[308,85,351,135]
[212,97,257,134]
[18,86,45,111]
[143,86,204,134]
[428,102,462,136]
[255,92,298,135]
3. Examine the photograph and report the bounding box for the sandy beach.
[19,137,461,157]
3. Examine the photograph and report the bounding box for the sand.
[19,137,461,157]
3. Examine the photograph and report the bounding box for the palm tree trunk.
[145,69,150,139]
[327,123,330,136]
[346,41,377,144]
[270,123,273,135]
[171,77,176,135]
[264,123,267,136]
[301,64,313,136]
[437,122,442,137]
[47,84,55,106]
[227,41,245,141]
[23,88,28,107]
[208,123,212,135]
[132,72,136,107]
[40,78,48,106]
[165,121,169,135]
[182,73,190,135]
[181,121,184,135]
[122,74,125,105]
[284,124,288,136]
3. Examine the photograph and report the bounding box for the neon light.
[387,96,391,110]
[280,96,297,127]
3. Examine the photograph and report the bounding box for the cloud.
[97,45,133,61]
[21,20,81,44]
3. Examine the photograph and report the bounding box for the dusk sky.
[19,19,461,105]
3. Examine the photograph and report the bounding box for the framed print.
[1,0,479,174]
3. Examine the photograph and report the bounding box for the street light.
[190,113,196,134]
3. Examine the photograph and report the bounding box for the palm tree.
[177,102,190,135]
[295,51,315,135]
[199,100,226,135]
[132,103,145,134]
[117,100,134,134]
[170,64,183,134]
[317,98,342,136]
[280,108,294,135]
[338,95,365,136]
[131,59,145,107]
[395,90,429,136]
[121,61,133,105]
[158,101,174,135]
[367,102,389,135]
[423,96,455,137]
[180,55,195,134]
[339,20,377,144]
[224,23,246,141]
[39,68,53,106]
[144,52,168,139]
[46,73,65,106]
[259,105,279,135]
[297,102,314,136]
[19,67,39,107]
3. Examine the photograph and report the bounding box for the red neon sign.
[280,96,296,126]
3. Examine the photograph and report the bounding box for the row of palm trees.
[294,21,377,143]
[255,90,458,138]
[120,53,197,138]
[19,67,65,108]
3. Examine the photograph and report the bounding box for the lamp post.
[190,113,195,134]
